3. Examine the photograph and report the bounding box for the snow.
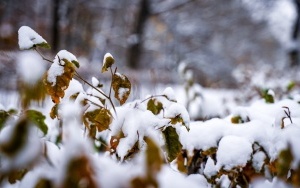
[252,177,293,188]
[46,62,64,86]
[92,77,100,87]
[103,53,113,66]
[252,151,266,172]
[164,103,190,126]
[118,87,129,101]
[17,51,46,85]
[216,135,252,170]
[203,157,217,178]
[47,50,78,85]
[18,26,48,50]
[110,105,168,160]
[0,124,42,172]
[158,166,207,188]
[242,0,296,47]
[54,50,78,65]
[163,87,177,102]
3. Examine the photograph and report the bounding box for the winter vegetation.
[0,25,300,188]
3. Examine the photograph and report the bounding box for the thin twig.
[109,67,114,98]
[74,70,109,99]
[85,98,104,109]
[140,94,166,103]
[282,106,293,124]
[35,48,53,63]
[74,70,117,115]
[95,138,109,148]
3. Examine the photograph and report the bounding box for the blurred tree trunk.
[127,0,150,69]
[52,0,60,52]
[290,0,300,66]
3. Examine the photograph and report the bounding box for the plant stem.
[35,48,53,63]
[74,70,117,115]
[140,95,166,103]
[109,67,114,98]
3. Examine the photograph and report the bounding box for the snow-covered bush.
[0,26,300,188]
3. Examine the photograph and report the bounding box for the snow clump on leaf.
[18,26,50,50]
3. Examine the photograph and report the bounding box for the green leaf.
[261,89,274,104]
[101,53,114,73]
[147,99,163,115]
[112,73,131,105]
[162,126,182,162]
[71,60,80,68]
[26,110,48,136]
[83,108,112,132]
[287,81,296,92]
[34,42,51,49]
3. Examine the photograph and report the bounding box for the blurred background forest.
[0,0,299,90]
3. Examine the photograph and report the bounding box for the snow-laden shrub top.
[1,26,300,188]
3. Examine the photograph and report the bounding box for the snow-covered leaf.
[112,72,131,105]
[83,108,112,133]
[18,26,50,50]
[147,98,163,115]
[101,53,114,73]
[44,60,76,104]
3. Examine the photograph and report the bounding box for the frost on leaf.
[101,53,114,73]
[18,26,50,50]
[163,126,182,162]
[83,108,112,133]
[44,60,76,104]
[112,72,131,105]
[147,98,163,115]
